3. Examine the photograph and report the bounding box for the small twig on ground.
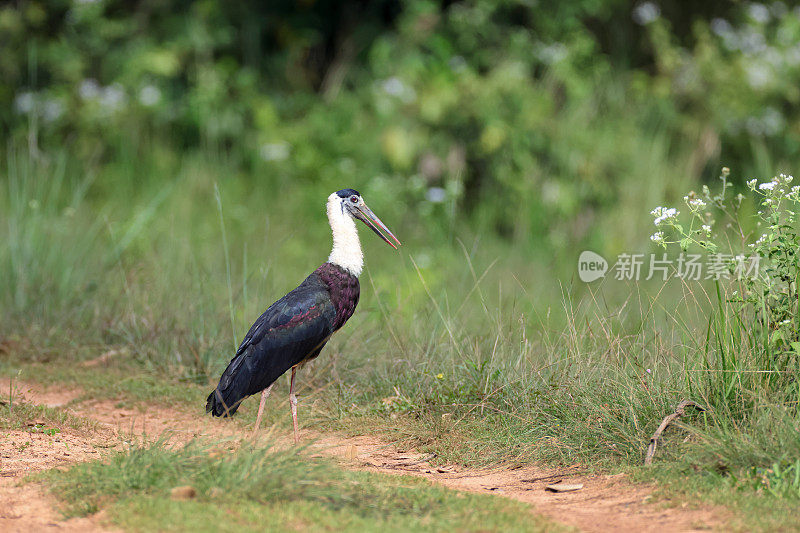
[644,400,706,465]
[521,471,585,483]
[388,453,437,468]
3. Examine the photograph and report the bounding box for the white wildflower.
[747,179,758,190]
[752,233,768,247]
[650,231,665,244]
[748,3,770,24]
[685,196,707,210]
[426,187,447,203]
[79,79,101,100]
[652,207,678,225]
[701,224,712,234]
[381,77,416,103]
[138,85,161,107]
[382,77,405,97]
[13,91,35,114]
[759,181,776,190]
[633,2,661,25]
[711,18,733,38]
[42,99,64,122]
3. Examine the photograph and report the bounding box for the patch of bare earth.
[4,380,727,532]
[310,435,724,532]
[0,382,118,532]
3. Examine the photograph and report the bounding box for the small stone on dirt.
[345,445,358,461]
[170,486,197,500]
[545,483,584,493]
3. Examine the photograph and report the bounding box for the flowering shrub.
[649,168,800,406]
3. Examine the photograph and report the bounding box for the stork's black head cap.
[336,188,360,198]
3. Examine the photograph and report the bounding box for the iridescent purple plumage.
[314,262,360,331]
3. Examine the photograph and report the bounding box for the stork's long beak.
[355,203,401,249]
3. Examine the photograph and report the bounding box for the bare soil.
[0,380,726,532]
[0,383,118,532]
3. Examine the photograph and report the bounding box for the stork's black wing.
[206,273,336,417]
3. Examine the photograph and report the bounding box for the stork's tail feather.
[206,389,241,417]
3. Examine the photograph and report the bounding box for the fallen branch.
[389,453,437,468]
[644,400,706,465]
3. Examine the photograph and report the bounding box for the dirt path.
[0,387,118,532]
[1,380,725,532]
[313,435,721,532]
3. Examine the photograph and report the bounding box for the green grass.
[43,439,564,532]
[0,397,96,434]
[0,358,208,409]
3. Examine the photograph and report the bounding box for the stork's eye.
[350,195,359,204]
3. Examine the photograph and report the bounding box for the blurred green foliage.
[3,1,800,248]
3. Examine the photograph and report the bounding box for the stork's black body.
[206,262,359,417]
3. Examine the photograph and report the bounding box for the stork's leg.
[289,366,299,444]
[252,384,273,437]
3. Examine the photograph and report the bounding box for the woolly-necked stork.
[206,189,400,443]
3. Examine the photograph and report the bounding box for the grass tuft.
[44,439,562,532]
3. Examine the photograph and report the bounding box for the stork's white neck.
[326,193,363,277]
